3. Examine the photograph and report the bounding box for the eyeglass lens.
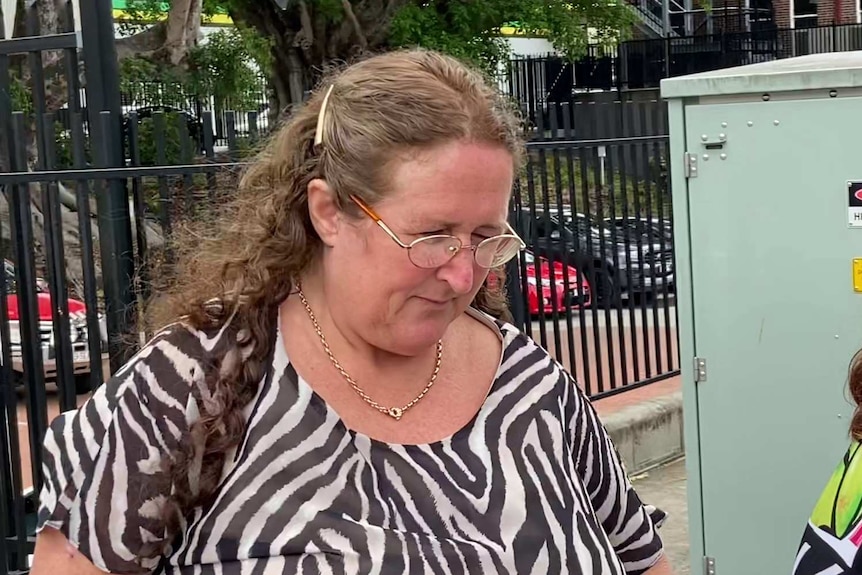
[407,235,521,269]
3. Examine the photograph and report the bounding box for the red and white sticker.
[849,181,862,228]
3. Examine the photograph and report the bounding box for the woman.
[793,349,862,574]
[31,49,672,574]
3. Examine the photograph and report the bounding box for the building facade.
[774,0,861,27]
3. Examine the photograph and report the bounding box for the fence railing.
[0,107,255,572]
[509,106,678,399]
[506,22,862,108]
[55,77,271,150]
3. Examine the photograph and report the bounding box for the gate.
[0,0,139,570]
[506,103,680,399]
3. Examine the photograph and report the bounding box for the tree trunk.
[160,0,202,65]
[228,0,410,112]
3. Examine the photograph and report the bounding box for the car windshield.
[554,214,603,240]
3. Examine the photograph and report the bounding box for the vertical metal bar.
[558,104,577,373]
[645,133,664,376]
[514,180,533,338]
[505,196,526,330]
[153,112,173,241]
[202,111,217,202]
[93,111,135,373]
[26,6,49,169]
[248,111,259,145]
[0,63,19,562]
[606,145,629,390]
[71,112,103,392]
[636,113,652,377]
[226,111,238,157]
[578,145,604,395]
[563,111,592,396]
[592,144,617,394]
[0,236,27,569]
[545,105,563,364]
[656,139,676,372]
[528,149,548,351]
[178,114,194,210]
[127,113,150,316]
[80,0,136,373]
[523,155,543,347]
[62,0,82,123]
[10,112,48,501]
[40,114,76,411]
[620,133,641,383]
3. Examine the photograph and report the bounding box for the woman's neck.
[287,272,445,392]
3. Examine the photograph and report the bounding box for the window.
[792,0,818,28]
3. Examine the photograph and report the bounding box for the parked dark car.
[516,207,674,307]
[122,105,205,155]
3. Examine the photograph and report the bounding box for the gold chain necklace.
[296,286,443,421]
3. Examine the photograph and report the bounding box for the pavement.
[632,457,691,575]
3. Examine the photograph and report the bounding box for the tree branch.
[295,0,314,50]
[341,0,367,50]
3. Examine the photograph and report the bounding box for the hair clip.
[314,84,335,147]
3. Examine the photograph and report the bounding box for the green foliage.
[9,72,33,114]
[187,27,271,112]
[118,1,271,114]
[523,150,671,219]
[116,0,166,35]
[53,122,92,169]
[131,114,197,166]
[388,3,510,75]
[388,0,633,75]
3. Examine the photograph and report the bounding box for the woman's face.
[315,140,515,356]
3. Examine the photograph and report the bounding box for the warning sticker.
[851,181,862,228]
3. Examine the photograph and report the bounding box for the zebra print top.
[37,308,666,574]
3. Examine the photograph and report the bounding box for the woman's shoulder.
[465,307,572,387]
[96,317,243,418]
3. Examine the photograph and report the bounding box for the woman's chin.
[384,319,452,357]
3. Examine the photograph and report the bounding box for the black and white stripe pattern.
[38,309,665,574]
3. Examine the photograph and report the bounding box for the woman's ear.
[306,178,341,247]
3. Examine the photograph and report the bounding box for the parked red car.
[486,251,591,316]
[522,251,591,315]
[3,260,107,391]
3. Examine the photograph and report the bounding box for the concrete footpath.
[593,377,691,574]
[632,458,690,575]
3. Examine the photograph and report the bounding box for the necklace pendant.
[387,407,403,420]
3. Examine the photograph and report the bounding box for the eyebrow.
[413,220,506,234]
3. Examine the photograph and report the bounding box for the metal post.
[78,0,136,372]
[662,0,672,36]
[506,209,526,330]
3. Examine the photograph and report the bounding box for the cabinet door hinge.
[694,357,708,383]
[704,556,716,575]
[685,152,698,178]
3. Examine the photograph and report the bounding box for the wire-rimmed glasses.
[350,194,525,269]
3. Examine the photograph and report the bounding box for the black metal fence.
[0,107,253,573]
[506,22,862,105]
[508,106,677,399]
[0,0,261,567]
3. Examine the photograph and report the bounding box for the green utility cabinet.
[661,52,862,575]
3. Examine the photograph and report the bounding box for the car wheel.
[591,267,620,309]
